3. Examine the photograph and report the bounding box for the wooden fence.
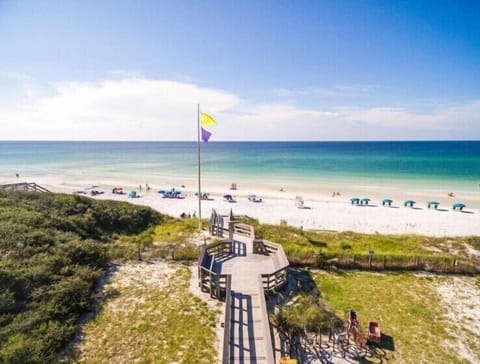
[313,252,480,274]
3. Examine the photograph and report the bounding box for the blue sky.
[1,0,480,140]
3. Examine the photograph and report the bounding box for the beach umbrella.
[350,197,360,205]
[453,203,466,211]
[427,201,440,209]
[404,200,416,207]
[382,198,393,206]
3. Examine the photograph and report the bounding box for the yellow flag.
[200,112,216,127]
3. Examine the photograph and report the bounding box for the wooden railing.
[198,240,233,301]
[253,239,290,293]
[262,267,288,293]
[232,223,255,239]
[221,277,233,364]
[0,182,50,193]
[256,275,276,364]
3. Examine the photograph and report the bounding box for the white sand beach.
[26,177,480,237]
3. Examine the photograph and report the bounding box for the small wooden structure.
[0,182,50,193]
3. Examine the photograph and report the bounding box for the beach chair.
[350,197,360,205]
[248,194,262,203]
[295,196,304,208]
[223,194,236,203]
[367,321,382,344]
[128,191,138,198]
[360,198,371,205]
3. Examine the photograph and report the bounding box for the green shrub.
[0,192,162,363]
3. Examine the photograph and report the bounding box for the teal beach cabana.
[427,201,440,209]
[404,200,416,207]
[453,203,466,211]
[382,198,393,206]
[350,197,360,205]
[128,191,138,198]
[360,198,371,205]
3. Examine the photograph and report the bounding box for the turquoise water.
[0,141,479,191]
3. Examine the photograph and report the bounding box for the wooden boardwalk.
[200,211,290,364]
[222,235,276,363]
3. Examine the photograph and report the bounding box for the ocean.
[0,141,479,193]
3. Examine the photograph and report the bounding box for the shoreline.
[7,176,479,237]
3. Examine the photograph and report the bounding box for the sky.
[1,0,480,141]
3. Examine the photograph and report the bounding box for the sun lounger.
[248,194,263,203]
[224,194,236,203]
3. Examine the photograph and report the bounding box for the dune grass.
[73,264,219,364]
[314,271,466,364]
[244,220,479,266]
[153,217,200,244]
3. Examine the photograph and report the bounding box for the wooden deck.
[200,210,290,364]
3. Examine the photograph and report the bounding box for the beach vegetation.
[314,271,475,363]
[0,192,161,363]
[73,264,218,364]
[243,219,479,271]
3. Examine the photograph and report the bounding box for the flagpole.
[197,103,202,230]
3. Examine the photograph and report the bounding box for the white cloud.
[1,76,479,140]
[1,78,240,140]
[267,84,378,98]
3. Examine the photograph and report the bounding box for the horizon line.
[0,139,479,143]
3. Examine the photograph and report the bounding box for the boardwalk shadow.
[212,241,246,273]
[230,292,257,364]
